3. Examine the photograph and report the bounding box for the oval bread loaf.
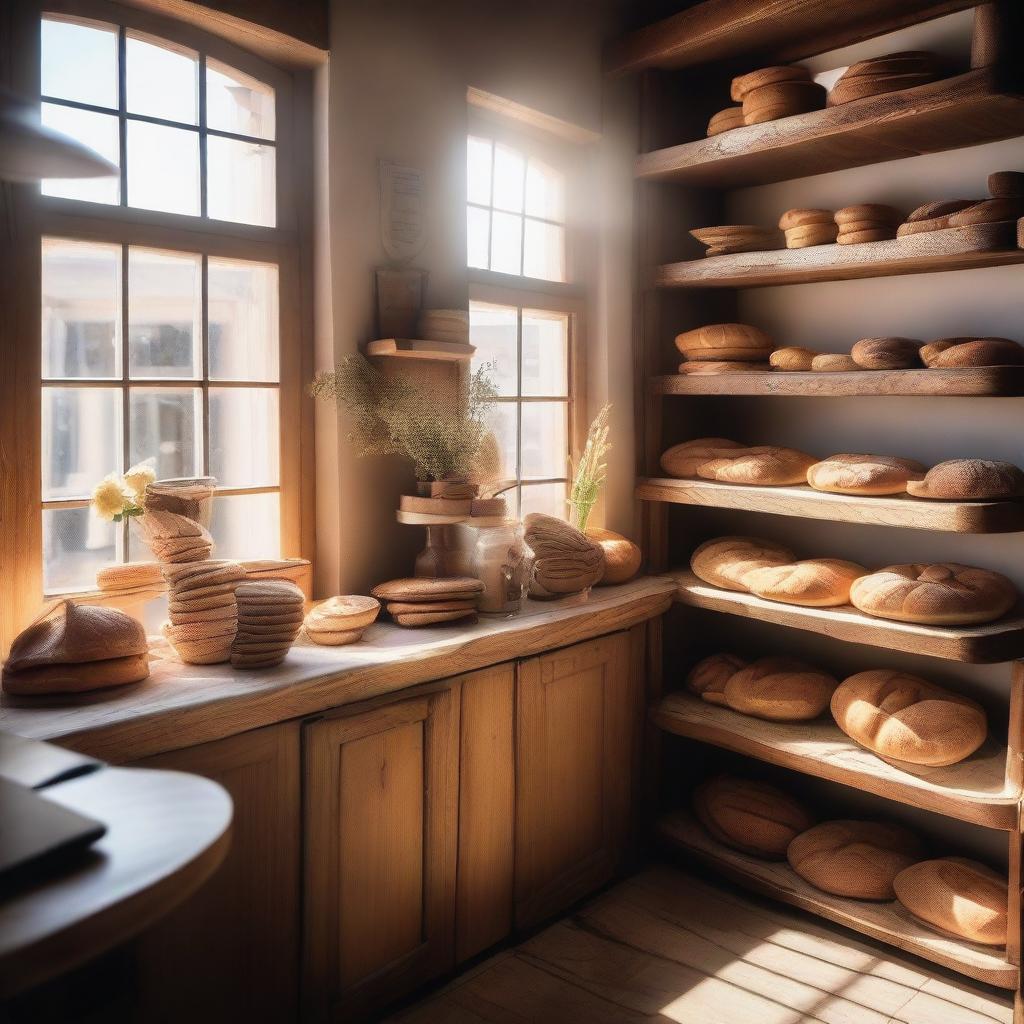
[731,66,811,102]
[690,536,795,592]
[744,559,868,607]
[770,347,817,371]
[806,454,926,496]
[695,445,818,486]
[920,337,1024,368]
[831,669,987,766]
[707,106,745,136]
[906,459,1024,501]
[660,438,746,478]
[722,655,837,721]
[586,528,642,585]
[850,337,922,370]
[811,354,861,372]
[686,652,747,706]
[675,323,774,362]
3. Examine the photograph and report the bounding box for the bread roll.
[907,459,1024,501]
[675,323,774,362]
[811,354,861,372]
[744,558,868,607]
[770,347,816,371]
[850,563,1017,625]
[693,775,814,860]
[894,858,1007,945]
[920,337,1024,368]
[850,337,922,370]
[723,655,838,721]
[806,454,927,495]
[731,66,811,102]
[686,652,746,706]
[831,669,987,766]
[707,106,745,136]
[788,820,923,900]
[690,536,795,592]
[695,446,818,486]
[660,438,745,478]
[586,528,642,585]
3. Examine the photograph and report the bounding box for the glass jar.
[452,520,526,615]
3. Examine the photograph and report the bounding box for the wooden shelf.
[655,222,1024,289]
[658,810,1018,989]
[637,477,1024,533]
[364,339,474,361]
[653,691,1017,829]
[652,365,1024,398]
[671,569,1024,663]
[606,0,977,76]
[635,71,1024,188]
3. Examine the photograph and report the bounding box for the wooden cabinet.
[514,629,641,929]
[302,688,459,1022]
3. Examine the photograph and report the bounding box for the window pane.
[207,136,276,227]
[208,259,280,381]
[43,506,118,594]
[520,481,567,521]
[129,387,202,480]
[467,206,490,271]
[40,103,120,205]
[520,402,567,479]
[129,248,201,379]
[41,17,118,109]
[525,158,565,222]
[492,143,524,213]
[484,402,518,481]
[42,386,122,500]
[210,492,280,560]
[127,121,199,216]
[209,388,279,487]
[467,136,492,206]
[470,304,517,397]
[523,219,565,282]
[42,239,121,379]
[490,211,522,276]
[126,32,198,125]
[206,60,276,140]
[521,310,569,396]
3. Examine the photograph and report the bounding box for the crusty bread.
[988,171,1024,199]
[831,669,987,767]
[731,65,811,102]
[946,197,1024,227]
[586,528,642,585]
[742,81,825,124]
[660,438,746,478]
[850,337,922,370]
[686,652,747,706]
[690,536,795,592]
[2,653,149,695]
[788,820,923,900]
[693,775,815,860]
[770,347,817,371]
[920,337,1024,368]
[707,106,745,136]
[695,446,818,486]
[907,459,1024,501]
[675,323,774,362]
[806,454,927,496]
[779,208,835,231]
[678,361,771,374]
[897,199,977,237]
[722,655,838,721]
[850,563,1017,625]
[744,558,868,607]
[894,858,1007,945]
[811,354,862,372]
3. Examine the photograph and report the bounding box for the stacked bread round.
[694,775,815,859]
[770,347,817,371]
[779,208,837,248]
[304,595,381,646]
[722,655,838,721]
[732,65,825,125]
[788,820,923,900]
[586,528,642,585]
[894,858,1007,945]
[231,581,304,668]
[523,514,604,598]
[850,337,922,369]
[2,600,149,695]
[706,106,745,137]
[162,559,246,665]
[137,508,214,563]
[835,205,902,245]
[920,337,1024,368]
[690,225,780,257]
[675,324,774,365]
[850,563,1017,625]
[806,454,926,495]
[744,558,867,607]
[685,652,747,706]
[907,460,1024,500]
[831,669,987,767]
[690,536,795,592]
[371,576,484,626]
[828,51,942,107]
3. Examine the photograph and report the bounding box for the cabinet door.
[131,722,301,1024]
[514,629,641,928]
[303,688,459,1022]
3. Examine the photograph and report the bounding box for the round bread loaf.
[722,655,838,721]
[686,652,746,705]
[675,323,774,362]
[906,459,1024,501]
[678,361,771,374]
[920,337,1024,368]
[744,558,868,607]
[894,858,1007,945]
[850,337,923,370]
[742,81,825,124]
[811,354,861,372]
[2,654,150,695]
[731,65,811,102]
[707,106,746,136]
[788,820,924,900]
[693,775,814,860]
[850,563,1017,625]
[806,454,927,496]
[770,347,817,371]
[988,171,1024,199]
[690,536,795,592]
[835,204,903,226]
[586,528,642,585]
[660,438,746,478]
[831,669,987,766]
[695,445,818,486]
[779,208,834,230]
[828,70,937,106]
[842,51,941,77]
[784,223,838,248]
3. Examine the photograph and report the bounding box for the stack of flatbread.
[370,577,483,628]
[231,581,305,668]
[162,560,246,665]
[136,509,213,563]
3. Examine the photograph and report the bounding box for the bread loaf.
[743,81,825,125]
[695,445,818,486]
[785,223,839,248]
[788,820,924,900]
[850,563,1017,625]
[586,528,642,585]
[779,209,834,230]
[897,199,976,237]
[686,652,747,706]
[731,66,811,102]
[690,226,779,257]
[806,454,927,495]
[811,354,861,372]
[678,361,771,374]
[829,70,937,106]
[831,669,987,766]
[660,438,745,478]
[690,536,795,592]
[722,655,838,721]
[693,775,814,860]
[835,205,902,227]
[770,347,817,371]
[707,106,745,137]
[894,858,1007,945]
[850,337,922,370]
[675,323,774,362]
[920,337,1024,368]
[906,459,1024,501]
[744,558,868,607]
[946,197,1024,228]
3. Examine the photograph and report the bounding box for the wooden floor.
[389,865,1013,1024]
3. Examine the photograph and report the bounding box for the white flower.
[92,473,133,521]
[122,460,156,502]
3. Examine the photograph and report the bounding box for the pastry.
[920,337,1024,368]
[894,858,1007,945]
[743,80,826,125]
[586,528,642,585]
[660,438,745,478]
[907,460,1024,501]
[850,337,922,370]
[806,454,927,495]
[811,354,861,372]
[675,323,774,362]
[770,347,816,371]
[524,514,604,598]
[722,655,838,721]
[707,106,745,137]
[831,669,987,767]
[744,558,868,607]
[788,820,923,900]
[988,171,1024,199]
[690,536,795,592]
[694,445,818,486]
[850,563,1017,625]
[686,652,747,706]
